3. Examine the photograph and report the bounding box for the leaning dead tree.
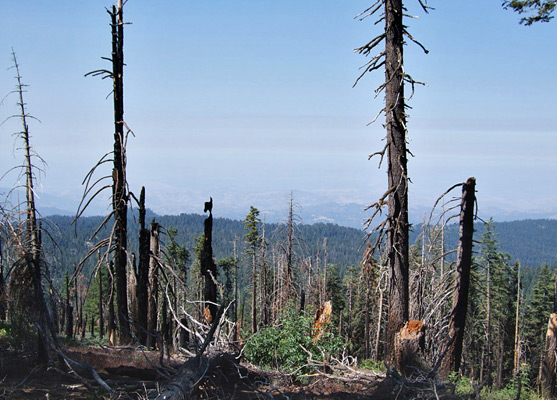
[438,177,476,379]
[1,50,56,363]
[355,0,429,369]
[75,0,132,344]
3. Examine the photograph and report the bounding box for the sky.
[1,0,556,226]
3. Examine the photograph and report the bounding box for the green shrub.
[243,306,343,374]
[358,358,386,373]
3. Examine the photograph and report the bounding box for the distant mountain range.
[4,185,555,231]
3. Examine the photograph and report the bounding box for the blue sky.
[1,0,556,224]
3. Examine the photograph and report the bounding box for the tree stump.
[394,320,429,376]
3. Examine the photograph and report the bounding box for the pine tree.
[244,207,261,333]
[524,265,555,384]
[503,0,556,24]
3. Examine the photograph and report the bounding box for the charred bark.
[110,2,131,345]
[147,219,160,349]
[439,177,476,380]
[394,320,429,376]
[541,313,557,399]
[201,204,217,323]
[137,186,150,344]
[108,261,116,345]
[384,0,410,368]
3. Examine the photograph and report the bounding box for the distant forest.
[45,213,557,287]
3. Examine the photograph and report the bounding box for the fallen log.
[105,365,164,381]
[152,351,241,400]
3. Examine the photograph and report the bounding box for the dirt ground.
[0,345,459,399]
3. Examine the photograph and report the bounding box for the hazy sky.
[1,0,556,223]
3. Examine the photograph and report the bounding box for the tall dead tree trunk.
[201,202,217,323]
[356,0,429,370]
[110,1,131,345]
[65,272,73,339]
[439,177,476,380]
[10,50,54,363]
[108,261,116,345]
[128,253,138,336]
[137,187,150,344]
[99,263,104,340]
[147,219,160,348]
[384,0,410,368]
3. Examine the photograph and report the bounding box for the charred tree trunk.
[108,261,116,346]
[384,0,410,368]
[110,1,131,345]
[233,237,239,343]
[394,320,429,376]
[201,208,217,323]
[12,51,53,363]
[147,220,160,348]
[128,253,138,337]
[541,313,557,399]
[98,264,104,340]
[439,177,476,380]
[65,273,74,339]
[137,187,150,345]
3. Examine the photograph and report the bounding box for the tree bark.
[439,177,476,380]
[384,0,410,368]
[98,264,104,340]
[201,213,217,323]
[110,2,131,345]
[147,220,160,348]
[541,313,557,399]
[394,320,429,376]
[108,261,116,346]
[137,187,150,345]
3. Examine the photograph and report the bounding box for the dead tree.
[147,219,160,348]
[76,0,132,344]
[0,231,6,321]
[105,261,116,344]
[137,186,150,344]
[109,0,131,344]
[541,313,557,399]
[439,177,476,380]
[394,320,429,376]
[355,0,429,368]
[201,199,218,323]
[98,262,104,339]
[5,50,56,363]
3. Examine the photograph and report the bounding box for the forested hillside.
[2,0,556,398]
[439,218,557,267]
[47,214,557,272]
[45,212,366,280]
[45,213,557,292]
